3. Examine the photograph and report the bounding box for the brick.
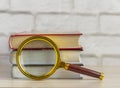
[80,35,102,55]
[0,56,10,66]
[81,35,120,55]
[11,0,72,13]
[0,0,9,10]
[103,57,120,66]
[0,36,9,54]
[81,55,98,66]
[0,13,33,34]
[100,15,120,34]
[0,55,11,78]
[36,14,97,34]
[74,0,120,13]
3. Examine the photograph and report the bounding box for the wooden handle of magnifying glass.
[65,64,104,80]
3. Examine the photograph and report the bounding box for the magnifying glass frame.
[16,36,61,80]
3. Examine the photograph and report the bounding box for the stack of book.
[9,33,83,79]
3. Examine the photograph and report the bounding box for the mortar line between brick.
[0,10,98,16]
[83,33,120,37]
[32,14,37,31]
[36,12,96,16]
[0,11,33,15]
[8,0,11,11]
[76,53,120,58]
[100,12,120,15]
[97,14,101,33]
[70,0,74,13]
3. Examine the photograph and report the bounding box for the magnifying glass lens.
[20,39,56,76]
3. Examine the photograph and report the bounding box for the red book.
[9,33,83,50]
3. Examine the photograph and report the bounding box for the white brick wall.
[100,15,120,34]
[81,35,120,55]
[36,14,98,34]
[0,36,9,54]
[0,13,33,34]
[103,56,120,66]
[0,0,9,10]
[74,0,120,13]
[81,55,98,66]
[0,0,120,66]
[11,0,72,13]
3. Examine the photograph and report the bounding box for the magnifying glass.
[16,36,104,80]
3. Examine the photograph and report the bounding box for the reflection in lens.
[20,39,56,76]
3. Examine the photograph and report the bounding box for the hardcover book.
[9,33,83,50]
[12,65,83,79]
[10,49,82,65]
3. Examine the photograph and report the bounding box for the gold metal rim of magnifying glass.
[16,36,61,80]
